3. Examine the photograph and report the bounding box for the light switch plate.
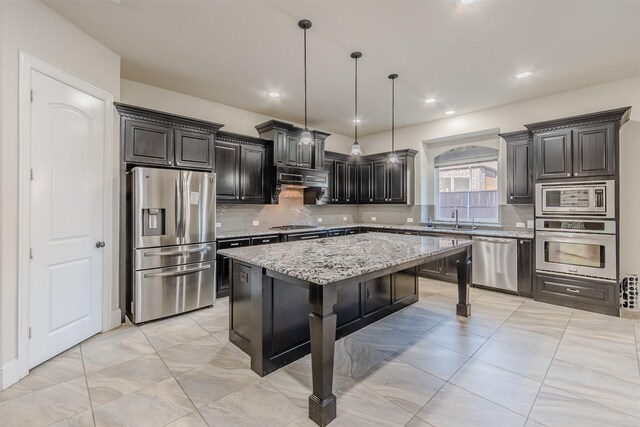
[407,218,414,223]
[527,220,535,229]
[252,220,259,226]
[343,216,348,221]
[371,217,377,221]
[317,218,323,223]
[516,222,525,228]
[215,222,222,228]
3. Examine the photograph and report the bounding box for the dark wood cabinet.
[502,130,533,204]
[418,259,442,277]
[535,273,617,316]
[284,231,329,242]
[526,108,628,180]
[417,233,470,283]
[215,132,268,204]
[117,103,222,171]
[517,239,533,298]
[572,123,615,177]
[217,238,251,298]
[535,129,573,179]
[324,153,358,204]
[256,120,330,170]
[215,142,240,201]
[358,162,374,203]
[240,145,265,202]
[363,150,416,204]
[123,119,174,166]
[174,128,214,170]
[364,275,392,315]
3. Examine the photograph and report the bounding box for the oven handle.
[535,231,614,241]
[143,263,212,279]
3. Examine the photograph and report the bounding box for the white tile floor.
[2,278,640,427]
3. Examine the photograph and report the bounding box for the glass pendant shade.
[299,129,313,145]
[388,151,399,163]
[350,141,362,156]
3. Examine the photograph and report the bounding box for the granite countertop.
[217,232,472,285]
[216,223,533,240]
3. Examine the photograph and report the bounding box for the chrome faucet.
[451,208,459,229]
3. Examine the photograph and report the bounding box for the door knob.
[96,241,106,248]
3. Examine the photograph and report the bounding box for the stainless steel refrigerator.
[127,167,216,323]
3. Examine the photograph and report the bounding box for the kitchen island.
[218,232,472,426]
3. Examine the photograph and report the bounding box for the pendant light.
[388,74,399,163]
[350,52,363,156]
[298,19,313,146]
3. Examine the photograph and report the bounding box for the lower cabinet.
[518,239,533,297]
[364,275,392,315]
[535,273,617,316]
[417,234,470,283]
[284,231,329,242]
[216,238,251,298]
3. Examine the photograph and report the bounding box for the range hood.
[272,165,328,204]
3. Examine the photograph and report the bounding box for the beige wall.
[0,1,121,375]
[120,79,355,153]
[359,75,640,274]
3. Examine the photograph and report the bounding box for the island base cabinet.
[229,261,419,377]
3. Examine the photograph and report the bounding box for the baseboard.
[109,308,122,330]
[1,359,23,391]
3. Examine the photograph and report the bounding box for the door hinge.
[30,248,33,259]
[30,90,34,103]
[30,169,34,181]
[28,327,32,339]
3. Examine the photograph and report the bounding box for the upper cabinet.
[324,149,416,205]
[526,107,630,180]
[116,103,223,170]
[255,120,329,169]
[215,131,268,204]
[501,130,533,204]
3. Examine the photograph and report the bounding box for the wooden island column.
[308,282,338,426]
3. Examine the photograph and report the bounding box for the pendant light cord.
[355,56,358,141]
[391,77,395,152]
[304,27,308,129]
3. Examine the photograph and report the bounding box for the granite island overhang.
[217,232,472,426]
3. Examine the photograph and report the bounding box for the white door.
[29,70,105,368]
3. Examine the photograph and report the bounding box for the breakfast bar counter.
[218,232,472,426]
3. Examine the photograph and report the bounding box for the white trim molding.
[15,51,115,389]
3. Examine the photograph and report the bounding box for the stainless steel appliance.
[128,167,216,323]
[535,218,616,282]
[472,236,518,293]
[536,180,614,218]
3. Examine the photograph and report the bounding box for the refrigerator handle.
[175,176,182,239]
[181,172,188,241]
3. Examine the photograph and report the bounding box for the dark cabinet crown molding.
[360,148,418,161]
[524,106,631,134]
[114,102,224,133]
[255,119,332,139]
[499,130,531,141]
[216,130,270,147]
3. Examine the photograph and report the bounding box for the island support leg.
[456,251,472,317]
[308,282,338,426]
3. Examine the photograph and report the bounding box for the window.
[434,146,499,223]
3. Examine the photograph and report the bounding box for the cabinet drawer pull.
[262,239,271,243]
[566,288,580,293]
[230,243,240,247]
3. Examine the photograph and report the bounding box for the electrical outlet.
[371,216,377,221]
[215,222,222,228]
[343,216,348,221]
[527,220,535,229]
[317,218,323,223]
[407,218,414,223]
[252,220,259,226]
[516,222,525,228]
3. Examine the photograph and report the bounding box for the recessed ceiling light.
[353,119,362,123]
[445,110,456,115]
[458,0,478,5]
[515,71,533,79]
[266,91,281,98]
[425,98,437,104]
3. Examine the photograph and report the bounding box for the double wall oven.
[535,180,617,284]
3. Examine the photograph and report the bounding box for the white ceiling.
[44,0,640,136]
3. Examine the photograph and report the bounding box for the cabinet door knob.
[168,161,172,165]
[510,196,514,199]
[575,173,579,176]
[567,173,571,177]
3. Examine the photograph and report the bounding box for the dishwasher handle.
[473,236,515,244]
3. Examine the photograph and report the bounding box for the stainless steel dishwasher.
[472,236,518,293]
